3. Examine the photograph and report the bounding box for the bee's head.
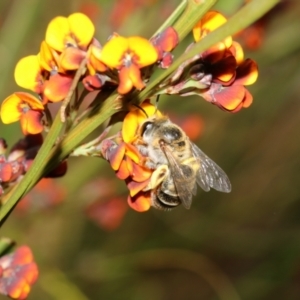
[140,117,185,147]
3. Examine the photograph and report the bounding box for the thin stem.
[152,0,187,37]
[60,58,87,122]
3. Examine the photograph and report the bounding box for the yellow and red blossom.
[103,102,162,212]
[189,11,258,112]
[45,13,95,52]
[99,35,158,94]
[0,246,38,300]
[200,40,258,112]
[14,51,73,103]
[1,92,44,135]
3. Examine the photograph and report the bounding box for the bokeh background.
[1,0,300,299]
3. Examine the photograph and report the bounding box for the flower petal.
[125,143,141,164]
[68,13,95,49]
[127,179,150,197]
[127,191,151,212]
[39,41,60,72]
[1,94,23,123]
[241,89,253,108]
[117,67,134,94]
[122,107,139,143]
[116,158,130,179]
[43,74,73,102]
[211,55,236,84]
[235,59,258,86]
[229,41,244,65]
[131,163,152,182]
[45,16,71,52]
[214,85,245,111]
[128,64,145,91]
[100,36,129,68]
[14,56,43,93]
[59,47,86,71]
[128,36,158,67]
[88,44,108,73]
[154,27,179,53]
[0,162,13,182]
[108,142,126,171]
[20,110,44,135]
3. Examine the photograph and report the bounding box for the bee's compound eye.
[141,121,153,136]
[163,127,182,142]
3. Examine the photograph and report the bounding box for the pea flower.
[0,246,38,300]
[162,11,258,113]
[0,92,44,135]
[99,35,158,94]
[101,102,161,212]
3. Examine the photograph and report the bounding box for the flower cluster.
[0,13,178,135]
[0,246,38,300]
[162,11,258,112]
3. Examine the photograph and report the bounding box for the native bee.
[135,114,231,210]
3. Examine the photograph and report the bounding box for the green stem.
[152,0,187,37]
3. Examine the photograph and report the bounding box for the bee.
[135,114,231,211]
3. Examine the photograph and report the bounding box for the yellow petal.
[201,11,227,32]
[100,36,128,68]
[39,41,59,72]
[128,36,158,67]
[45,16,70,52]
[117,66,134,94]
[68,13,95,49]
[17,92,44,110]
[122,108,139,143]
[1,94,23,123]
[230,41,244,65]
[14,55,42,93]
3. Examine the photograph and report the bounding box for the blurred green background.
[1,0,300,299]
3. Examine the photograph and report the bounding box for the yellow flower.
[45,13,95,52]
[1,92,44,135]
[99,35,158,94]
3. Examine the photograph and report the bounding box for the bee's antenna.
[154,95,160,114]
[132,104,149,118]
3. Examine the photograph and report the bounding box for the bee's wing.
[191,142,231,193]
[162,146,194,209]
